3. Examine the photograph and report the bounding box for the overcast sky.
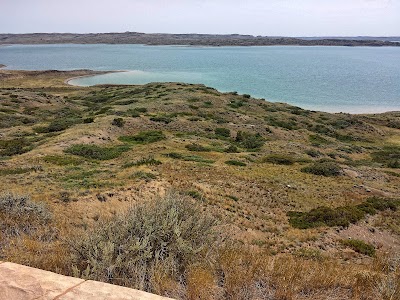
[1,0,399,36]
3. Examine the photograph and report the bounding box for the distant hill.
[300,36,400,42]
[0,32,399,46]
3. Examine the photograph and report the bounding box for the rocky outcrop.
[0,262,173,300]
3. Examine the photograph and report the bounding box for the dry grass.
[1,70,400,299]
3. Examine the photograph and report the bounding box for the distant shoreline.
[1,32,399,47]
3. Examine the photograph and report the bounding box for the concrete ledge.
[0,262,173,300]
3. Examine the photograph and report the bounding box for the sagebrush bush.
[150,116,173,124]
[0,193,51,237]
[371,146,400,168]
[235,131,265,150]
[341,239,376,257]
[225,160,247,166]
[0,138,33,156]
[185,143,210,152]
[301,161,342,176]
[111,117,125,127]
[288,197,400,229]
[215,127,231,137]
[65,144,130,160]
[119,130,166,144]
[70,192,218,292]
[263,154,295,165]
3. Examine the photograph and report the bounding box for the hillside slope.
[1,70,399,299]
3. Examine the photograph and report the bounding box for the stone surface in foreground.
[0,262,173,300]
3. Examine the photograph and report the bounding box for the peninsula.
[1,32,399,46]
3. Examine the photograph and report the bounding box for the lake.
[1,44,400,113]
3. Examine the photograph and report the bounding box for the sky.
[1,0,399,36]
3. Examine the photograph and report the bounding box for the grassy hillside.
[1,70,399,299]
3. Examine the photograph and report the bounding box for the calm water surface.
[1,44,400,113]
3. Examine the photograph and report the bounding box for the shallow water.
[1,44,400,113]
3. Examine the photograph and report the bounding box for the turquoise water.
[1,44,400,113]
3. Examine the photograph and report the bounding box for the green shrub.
[301,161,342,176]
[133,107,148,113]
[112,118,125,127]
[305,149,323,158]
[0,138,33,156]
[263,154,295,165]
[215,127,231,138]
[266,117,298,130]
[119,130,166,144]
[34,118,80,133]
[43,155,83,166]
[224,145,239,153]
[309,134,329,146]
[123,156,162,167]
[0,167,33,176]
[65,144,130,160]
[371,146,400,168]
[83,117,94,123]
[288,206,364,229]
[165,152,184,159]
[225,160,247,166]
[185,143,210,152]
[235,131,265,150]
[341,239,375,257]
[70,192,217,292]
[288,197,400,229]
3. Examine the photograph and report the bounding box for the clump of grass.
[228,100,245,108]
[371,146,400,168]
[288,197,400,229]
[185,143,210,152]
[215,127,231,138]
[111,117,125,127]
[43,155,83,166]
[225,160,247,166]
[309,134,329,146]
[224,145,239,153]
[235,131,265,150]
[266,117,298,130]
[119,130,166,144]
[123,156,162,167]
[83,117,94,123]
[0,167,34,176]
[305,149,323,158]
[341,239,376,257]
[70,192,217,292]
[0,138,33,156]
[301,161,342,176]
[65,144,130,160]
[263,154,295,165]
[34,118,80,133]
[150,115,173,124]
